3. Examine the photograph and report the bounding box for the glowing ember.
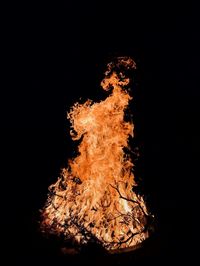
[40,57,153,252]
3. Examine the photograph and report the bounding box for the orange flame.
[41,57,152,252]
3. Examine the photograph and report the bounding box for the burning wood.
[40,57,153,252]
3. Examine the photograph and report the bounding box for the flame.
[40,57,152,252]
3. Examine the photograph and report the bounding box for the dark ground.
[1,2,199,265]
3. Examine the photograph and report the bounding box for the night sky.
[1,2,199,265]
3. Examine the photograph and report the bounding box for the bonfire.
[40,57,153,253]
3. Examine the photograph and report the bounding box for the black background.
[1,2,199,265]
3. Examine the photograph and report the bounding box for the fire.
[40,57,152,252]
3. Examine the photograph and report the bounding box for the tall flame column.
[41,57,152,252]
